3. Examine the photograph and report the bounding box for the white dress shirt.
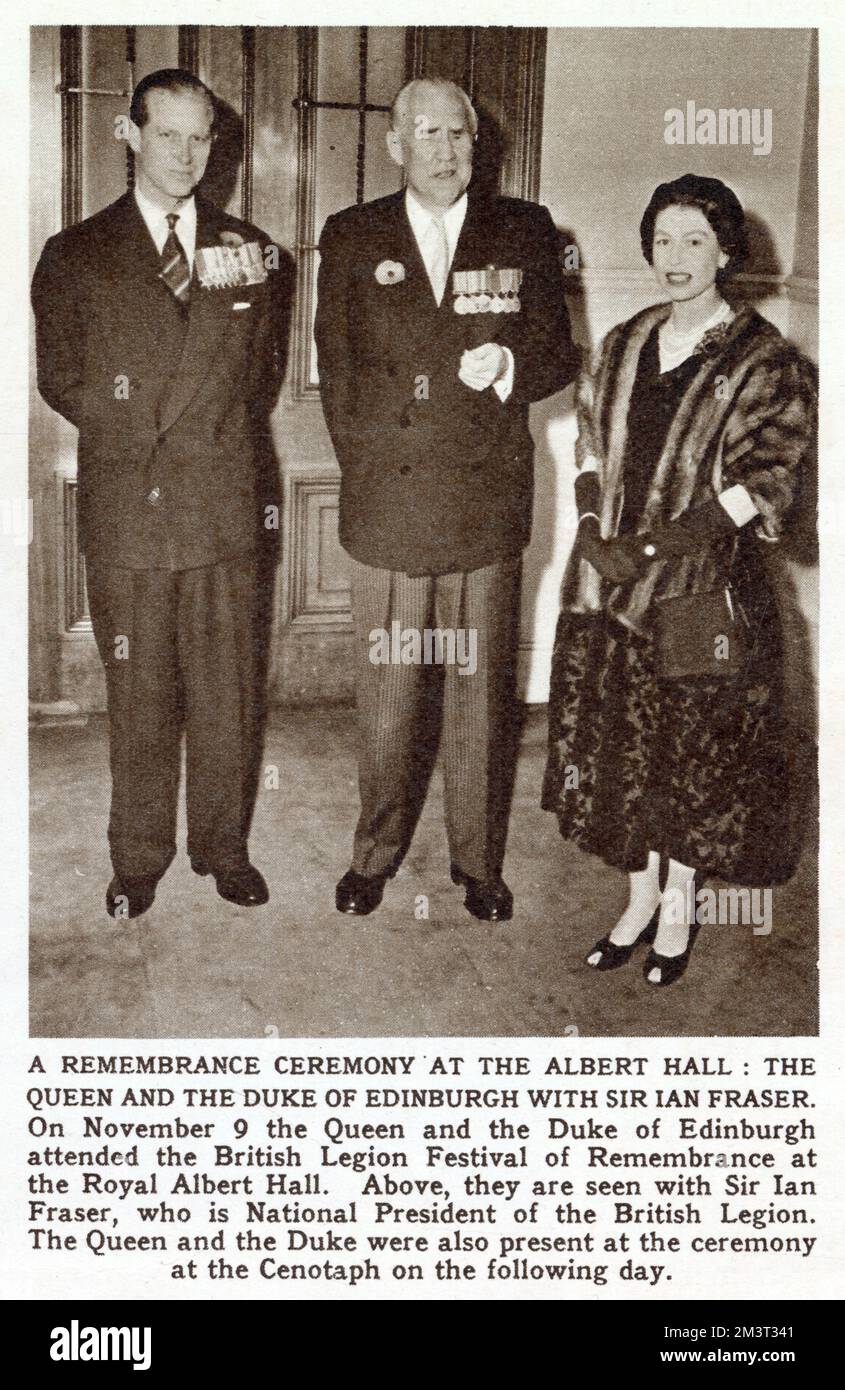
[404,189,514,402]
[134,187,198,272]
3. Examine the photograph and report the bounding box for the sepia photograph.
[27,20,818,1040]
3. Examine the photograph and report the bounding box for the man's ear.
[127,119,142,156]
[385,127,405,170]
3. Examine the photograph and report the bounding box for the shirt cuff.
[718,483,760,527]
[492,347,515,402]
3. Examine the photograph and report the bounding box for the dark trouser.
[86,554,260,882]
[349,556,521,882]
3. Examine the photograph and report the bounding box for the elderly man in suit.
[315,77,578,920]
[32,69,280,919]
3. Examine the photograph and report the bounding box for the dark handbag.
[653,586,748,680]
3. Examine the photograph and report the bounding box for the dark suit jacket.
[32,191,279,570]
[315,188,579,574]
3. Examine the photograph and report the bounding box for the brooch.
[375,260,406,285]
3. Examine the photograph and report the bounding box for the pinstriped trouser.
[349,556,521,881]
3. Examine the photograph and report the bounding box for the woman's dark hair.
[640,173,747,273]
[130,68,215,132]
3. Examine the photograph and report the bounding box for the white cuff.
[579,453,602,474]
[493,347,515,402]
[718,483,759,527]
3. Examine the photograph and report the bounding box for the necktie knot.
[166,212,179,231]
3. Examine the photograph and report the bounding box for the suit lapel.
[380,189,486,320]
[157,197,235,435]
[367,189,503,340]
[407,190,499,319]
[95,195,189,442]
[111,191,164,274]
[388,194,440,317]
[100,192,181,329]
[448,192,494,286]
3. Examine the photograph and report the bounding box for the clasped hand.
[578,517,648,585]
[458,342,508,392]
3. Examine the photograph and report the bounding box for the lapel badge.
[375,260,406,285]
[196,233,268,290]
[453,266,523,314]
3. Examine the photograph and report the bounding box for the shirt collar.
[134,187,197,248]
[405,188,468,255]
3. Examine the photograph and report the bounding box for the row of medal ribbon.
[195,241,268,289]
[452,267,523,314]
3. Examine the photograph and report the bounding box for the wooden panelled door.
[29,25,546,711]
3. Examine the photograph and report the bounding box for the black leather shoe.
[450,863,513,922]
[192,861,269,906]
[207,864,269,907]
[106,875,157,920]
[335,868,391,915]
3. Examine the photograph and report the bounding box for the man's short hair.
[389,78,478,136]
[130,68,215,131]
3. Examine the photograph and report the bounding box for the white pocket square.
[232,301,252,311]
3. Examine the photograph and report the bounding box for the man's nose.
[174,140,193,164]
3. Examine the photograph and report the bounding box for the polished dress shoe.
[106,874,157,920]
[194,862,269,906]
[335,868,391,915]
[450,863,513,922]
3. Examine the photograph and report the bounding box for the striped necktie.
[159,212,191,305]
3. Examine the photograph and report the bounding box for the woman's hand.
[642,496,740,559]
[578,517,648,584]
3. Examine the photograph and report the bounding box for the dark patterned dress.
[542,328,793,885]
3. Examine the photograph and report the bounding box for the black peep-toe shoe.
[643,923,701,987]
[586,907,659,972]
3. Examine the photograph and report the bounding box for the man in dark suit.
[315,77,578,921]
[32,69,281,919]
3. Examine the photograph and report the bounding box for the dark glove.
[574,469,601,519]
[641,497,738,560]
[578,516,650,585]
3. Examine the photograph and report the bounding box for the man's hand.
[459,342,508,392]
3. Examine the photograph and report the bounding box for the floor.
[29,708,818,1038]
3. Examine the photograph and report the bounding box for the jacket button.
[147,487,162,505]
[399,464,411,476]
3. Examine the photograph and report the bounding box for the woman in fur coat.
[541,173,816,987]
